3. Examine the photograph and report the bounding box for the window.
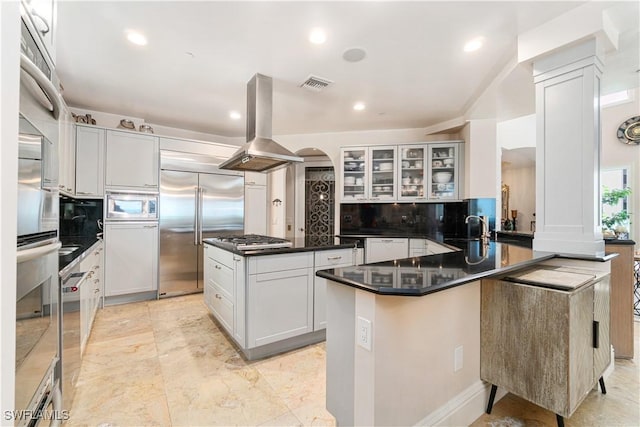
[601,168,631,238]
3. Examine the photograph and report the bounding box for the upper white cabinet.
[244,172,267,235]
[398,145,427,200]
[427,143,462,200]
[105,130,159,191]
[341,142,463,203]
[58,108,75,195]
[341,146,398,202]
[75,125,105,197]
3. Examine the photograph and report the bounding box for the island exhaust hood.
[219,73,303,172]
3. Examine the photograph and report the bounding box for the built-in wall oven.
[16,5,67,425]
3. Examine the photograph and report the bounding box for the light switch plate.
[357,316,372,351]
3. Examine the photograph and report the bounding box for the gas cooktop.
[213,234,292,250]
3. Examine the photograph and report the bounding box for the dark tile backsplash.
[339,199,496,239]
[59,196,103,239]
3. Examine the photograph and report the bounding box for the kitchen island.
[203,237,356,360]
[316,240,615,426]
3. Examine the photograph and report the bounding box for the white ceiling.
[55,1,639,139]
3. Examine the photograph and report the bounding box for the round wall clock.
[616,116,640,145]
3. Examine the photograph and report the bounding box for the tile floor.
[68,295,639,426]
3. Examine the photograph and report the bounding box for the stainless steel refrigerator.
[159,151,244,297]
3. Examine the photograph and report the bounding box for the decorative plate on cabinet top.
[617,116,640,145]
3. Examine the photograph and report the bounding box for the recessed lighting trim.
[463,37,483,52]
[309,28,327,45]
[126,30,148,46]
[229,111,242,120]
[353,102,366,111]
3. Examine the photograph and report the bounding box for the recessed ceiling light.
[229,111,242,120]
[126,30,147,46]
[309,28,327,45]
[463,37,483,52]
[353,102,366,111]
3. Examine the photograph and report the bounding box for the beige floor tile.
[290,401,336,427]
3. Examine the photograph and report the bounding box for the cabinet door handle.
[593,321,600,348]
[327,256,342,260]
[144,183,156,187]
[94,288,100,293]
[76,191,92,195]
[143,225,157,228]
[215,293,222,300]
[382,239,394,243]
[233,257,241,262]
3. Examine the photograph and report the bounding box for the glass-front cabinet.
[341,142,462,202]
[369,146,397,201]
[427,143,460,200]
[341,146,397,202]
[341,147,368,201]
[398,145,427,200]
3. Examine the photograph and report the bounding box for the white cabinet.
[105,130,159,191]
[341,142,464,202]
[341,146,398,202]
[398,145,427,200]
[79,241,103,354]
[428,143,462,200]
[244,175,267,235]
[247,252,314,347]
[409,238,454,257]
[75,125,105,197]
[104,222,158,297]
[365,238,409,263]
[313,248,356,331]
[58,107,76,195]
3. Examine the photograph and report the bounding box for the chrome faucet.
[465,215,490,244]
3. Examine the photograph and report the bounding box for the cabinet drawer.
[207,257,233,299]
[205,282,233,335]
[206,244,236,268]
[315,249,354,268]
[249,252,313,274]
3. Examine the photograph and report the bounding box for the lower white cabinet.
[313,248,356,331]
[409,238,454,257]
[104,222,158,297]
[204,244,356,357]
[246,252,314,348]
[365,237,409,263]
[79,241,103,354]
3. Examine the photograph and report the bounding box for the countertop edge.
[203,239,356,256]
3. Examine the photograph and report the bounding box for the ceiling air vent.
[300,75,333,92]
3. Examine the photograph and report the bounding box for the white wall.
[1,1,20,418]
[501,166,536,232]
[601,88,640,245]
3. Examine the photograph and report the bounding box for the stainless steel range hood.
[219,73,303,172]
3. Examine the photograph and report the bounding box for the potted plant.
[601,187,632,239]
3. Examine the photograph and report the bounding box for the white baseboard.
[414,380,507,427]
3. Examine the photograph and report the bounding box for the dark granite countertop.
[203,237,356,257]
[316,240,616,296]
[496,230,534,237]
[603,239,636,246]
[59,235,101,271]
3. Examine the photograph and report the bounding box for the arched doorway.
[285,148,335,245]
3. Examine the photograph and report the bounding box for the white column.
[532,39,605,257]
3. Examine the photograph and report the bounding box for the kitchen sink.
[59,245,82,256]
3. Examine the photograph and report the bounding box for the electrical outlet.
[357,316,372,351]
[454,346,463,372]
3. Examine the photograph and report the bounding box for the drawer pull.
[94,288,100,293]
[593,321,600,348]
[215,293,222,300]
[214,265,222,270]
[327,256,342,260]
[382,239,393,243]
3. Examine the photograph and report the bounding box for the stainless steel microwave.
[105,192,158,221]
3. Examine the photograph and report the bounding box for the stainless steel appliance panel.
[18,134,58,240]
[15,242,60,419]
[159,154,244,297]
[59,262,84,411]
[197,173,244,288]
[159,170,199,297]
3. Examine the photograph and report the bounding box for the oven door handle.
[17,241,61,264]
[19,53,62,120]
